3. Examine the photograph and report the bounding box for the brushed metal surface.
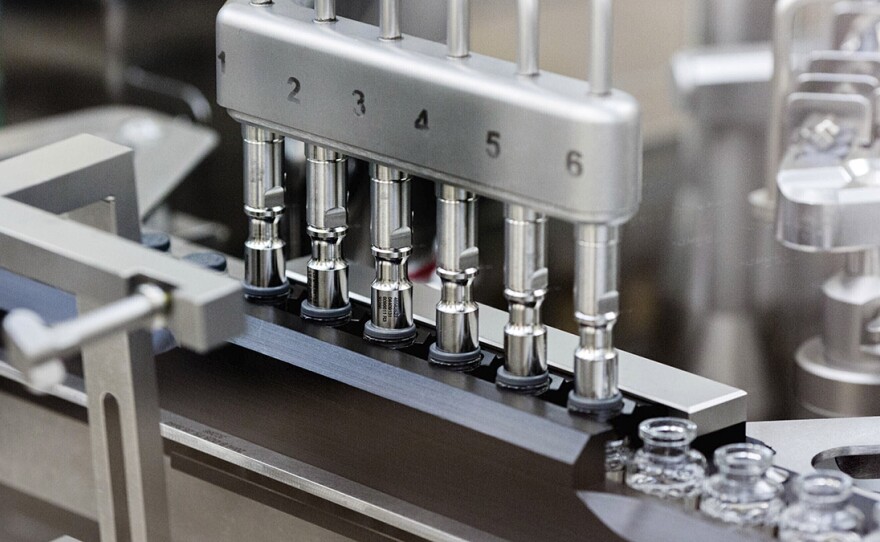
[216,0,641,224]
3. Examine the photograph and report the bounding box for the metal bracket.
[0,135,244,542]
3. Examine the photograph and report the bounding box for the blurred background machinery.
[3,0,880,541]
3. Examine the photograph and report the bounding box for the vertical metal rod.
[380,0,402,40]
[302,145,351,322]
[242,125,290,300]
[517,0,540,75]
[103,0,127,101]
[499,3,547,391]
[315,0,336,21]
[590,0,612,96]
[364,164,417,344]
[69,204,170,542]
[431,0,479,367]
[82,322,170,542]
[569,0,622,414]
[447,0,470,58]
[568,224,623,414]
[497,204,549,393]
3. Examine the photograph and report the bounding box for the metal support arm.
[0,136,244,542]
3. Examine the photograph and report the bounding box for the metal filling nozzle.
[242,125,289,300]
[497,204,550,393]
[568,223,623,413]
[429,185,481,368]
[364,164,417,344]
[302,145,351,322]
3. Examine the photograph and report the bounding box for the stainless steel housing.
[216,0,642,225]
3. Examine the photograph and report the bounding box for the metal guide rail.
[0,255,748,541]
[216,0,641,224]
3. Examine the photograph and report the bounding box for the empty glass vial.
[699,443,784,529]
[625,417,707,501]
[779,470,864,542]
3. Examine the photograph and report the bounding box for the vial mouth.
[638,417,697,447]
[796,470,853,505]
[714,443,774,476]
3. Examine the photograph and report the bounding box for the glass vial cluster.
[619,417,868,541]
[625,417,707,500]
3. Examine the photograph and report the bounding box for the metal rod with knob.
[302,145,351,322]
[497,0,550,393]
[2,283,170,392]
[242,125,290,300]
[568,0,624,414]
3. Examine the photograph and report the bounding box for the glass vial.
[779,470,864,542]
[699,443,784,529]
[864,503,880,542]
[605,438,630,483]
[625,417,707,501]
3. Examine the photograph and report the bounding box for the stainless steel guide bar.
[216,0,642,224]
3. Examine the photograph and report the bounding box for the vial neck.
[800,493,850,511]
[801,499,847,512]
[721,471,763,484]
[643,442,690,461]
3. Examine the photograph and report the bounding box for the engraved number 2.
[287,77,301,104]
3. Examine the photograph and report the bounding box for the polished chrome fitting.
[302,145,351,322]
[364,164,417,344]
[568,223,623,414]
[242,125,289,300]
[429,185,481,369]
[497,204,549,393]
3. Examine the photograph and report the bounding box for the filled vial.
[779,470,864,542]
[699,443,784,529]
[625,417,707,502]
